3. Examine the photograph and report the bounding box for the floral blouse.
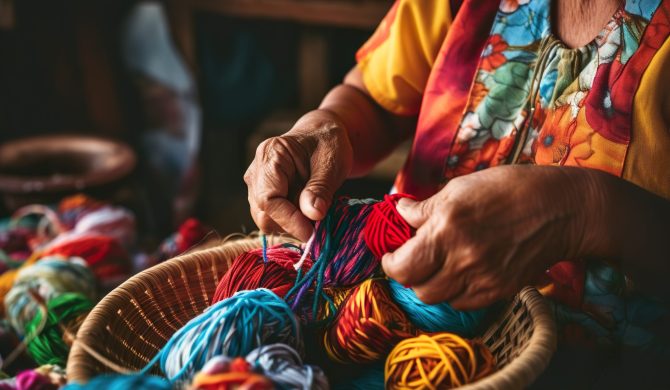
[356,0,670,383]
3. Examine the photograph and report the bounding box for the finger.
[299,154,345,221]
[249,203,285,235]
[263,197,314,242]
[446,277,510,311]
[250,138,313,240]
[395,197,433,229]
[381,224,445,287]
[448,288,500,311]
[410,264,467,305]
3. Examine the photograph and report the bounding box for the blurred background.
[0,0,407,245]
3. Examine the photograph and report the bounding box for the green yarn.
[24,292,94,366]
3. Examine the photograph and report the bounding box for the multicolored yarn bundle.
[190,344,328,390]
[189,356,271,390]
[145,289,302,381]
[42,237,131,288]
[245,343,328,390]
[324,279,415,363]
[385,333,496,389]
[4,257,97,335]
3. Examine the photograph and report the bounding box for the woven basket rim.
[461,286,557,389]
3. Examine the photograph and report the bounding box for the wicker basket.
[66,236,557,388]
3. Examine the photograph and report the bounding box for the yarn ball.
[4,257,97,335]
[317,287,353,323]
[385,333,496,389]
[58,206,136,249]
[246,343,328,390]
[57,194,105,230]
[61,374,171,390]
[363,193,414,258]
[310,197,380,287]
[211,245,312,304]
[190,356,272,390]
[324,279,415,363]
[42,236,131,286]
[152,218,209,265]
[25,293,94,366]
[388,279,488,337]
[0,370,56,390]
[0,252,42,318]
[0,364,66,390]
[148,289,302,382]
[285,198,381,318]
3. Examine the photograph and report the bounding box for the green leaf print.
[479,61,531,138]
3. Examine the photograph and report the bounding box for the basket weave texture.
[66,237,557,388]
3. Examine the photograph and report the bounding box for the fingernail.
[403,284,411,288]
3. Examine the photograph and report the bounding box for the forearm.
[580,168,670,298]
[318,68,416,177]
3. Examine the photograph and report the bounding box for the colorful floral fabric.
[357,0,670,358]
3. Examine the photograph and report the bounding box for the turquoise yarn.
[387,279,488,337]
[143,288,302,382]
[62,374,171,390]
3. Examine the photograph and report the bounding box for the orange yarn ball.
[385,333,495,389]
[324,279,415,363]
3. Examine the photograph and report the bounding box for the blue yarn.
[142,288,302,382]
[62,374,172,390]
[261,234,268,263]
[387,279,488,337]
[285,198,379,321]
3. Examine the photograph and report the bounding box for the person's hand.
[244,109,353,241]
[382,165,602,310]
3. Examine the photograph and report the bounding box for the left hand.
[382,165,602,310]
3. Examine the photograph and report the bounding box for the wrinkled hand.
[382,165,599,310]
[244,110,353,241]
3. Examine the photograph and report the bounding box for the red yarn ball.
[176,218,209,253]
[211,246,312,304]
[363,194,415,258]
[42,235,131,283]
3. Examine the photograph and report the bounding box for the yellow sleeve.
[356,0,453,116]
[626,37,670,200]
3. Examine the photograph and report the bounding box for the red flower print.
[533,105,574,165]
[481,34,508,71]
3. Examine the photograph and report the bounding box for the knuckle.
[243,166,254,185]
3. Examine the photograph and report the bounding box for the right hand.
[244,109,354,241]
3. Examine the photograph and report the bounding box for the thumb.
[299,161,342,221]
[396,197,432,229]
